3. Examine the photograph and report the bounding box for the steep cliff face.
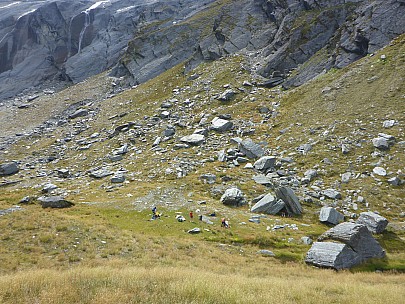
[0,0,404,100]
[0,0,217,99]
[114,0,405,87]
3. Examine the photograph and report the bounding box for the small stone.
[188,227,201,234]
[211,117,233,132]
[387,176,401,186]
[304,169,317,181]
[301,237,313,245]
[180,134,205,146]
[238,138,264,159]
[200,173,217,184]
[372,137,389,150]
[111,174,125,183]
[341,172,351,183]
[383,120,395,128]
[341,144,350,154]
[257,250,275,256]
[218,89,236,101]
[319,206,345,225]
[254,156,276,171]
[321,189,342,200]
[42,183,58,193]
[373,167,386,176]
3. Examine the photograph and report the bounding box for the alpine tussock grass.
[0,264,404,303]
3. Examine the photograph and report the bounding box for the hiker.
[151,206,159,220]
[221,218,226,228]
[225,219,230,228]
[189,211,193,219]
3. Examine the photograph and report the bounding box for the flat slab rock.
[251,194,285,215]
[180,134,205,146]
[37,196,74,208]
[238,138,264,159]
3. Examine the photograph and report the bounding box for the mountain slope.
[0,30,404,278]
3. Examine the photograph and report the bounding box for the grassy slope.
[0,31,404,304]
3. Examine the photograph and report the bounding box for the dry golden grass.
[0,263,404,304]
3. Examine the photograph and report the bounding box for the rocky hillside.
[0,22,404,272]
[1,0,404,100]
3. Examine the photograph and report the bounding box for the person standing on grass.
[221,217,226,228]
[189,211,193,219]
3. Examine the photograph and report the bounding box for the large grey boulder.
[305,242,360,269]
[238,139,264,159]
[275,187,303,215]
[319,206,344,225]
[220,187,246,207]
[211,117,233,132]
[254,156,276,171]
[318,222,386,260]
[356,212,389,234]
[180,134,205,146]
[0,162,19,176]
[251,194,285,214]
[37,196,74,208]
[305,222,385,269]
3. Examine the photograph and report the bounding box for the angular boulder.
[319,206,344,225]
[238,139,264,159]
[356,212,389,234]
[372,137,389,150]
[211,117,233,132]
[188,227,201,234]
[254,156,276,171]
[218,89,236,101]
[321,188,342,200]
[305,242,360,269]
[305,222,385,269]
[251,194,285,214]
[37,196,74,208]
[220,187,246,207]
[0,162,19,176]
[275,186,303,215]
